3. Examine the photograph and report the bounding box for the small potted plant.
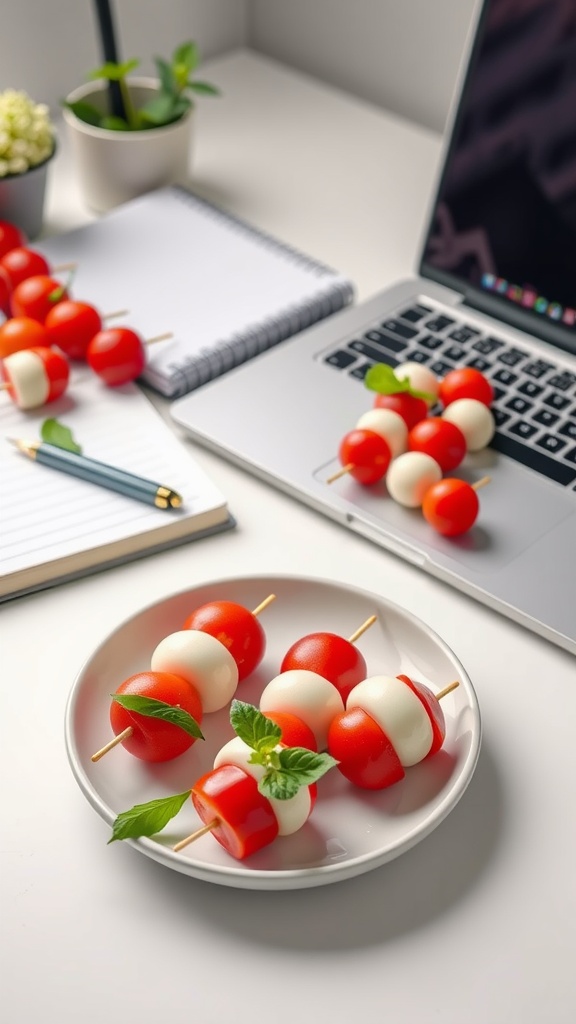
[62,40,219,212]
[0,89,56,238]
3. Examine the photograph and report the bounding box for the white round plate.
[65,574,481,890]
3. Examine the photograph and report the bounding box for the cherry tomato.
[0,247,50,291]
[10,274,69,322]
[109,671,203,763]
[87,327,145,386]
[0,220,26,258]
[422,477,479,536]
[408,416,467,472]
[438,367,494,408]
[327,706,405,790]
[45,300,102,361]
[280,632,367,703]
[397,674,445,756]
[191,763,279,860]
[338,428,392,484]
[182,600,266,681]
[0,271,10,315]
[0,316,49,359]
[374,391,428,429]
[261,710,318,751]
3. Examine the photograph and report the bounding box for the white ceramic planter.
[63,77,193,212]
[0,146,55,239]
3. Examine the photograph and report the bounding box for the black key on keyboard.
[559,420,576,441]
[498,347,528,366]
[425,315,455,332]
[364,329,407,353]
[350,339,400,363]
[536,434,568,455]
[325,350,358,369]
[493,368,518,386]
[491,432,576,485]
[380,318,419,340]
[467,356,492,372]
[429,359,455,376]
[418,334,443,350]
[509,419,539,440]
[350,362,375,380]
[565,447,576,466]
[547,371,576,392]
[523,359,555,379]
[493,408,512,428]
[533,408,559,427]
[443,344,466,361]
[399,305,432,323]
[404,349,430,364]
[449,325,479,343]
[518,379,544,398]
[472,337,502,355]
[544,392,571,411]
[506,396,533,415]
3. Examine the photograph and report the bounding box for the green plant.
[0,89,55,177]
[63,40,219,131]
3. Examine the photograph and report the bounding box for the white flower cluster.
[0,89,55,178]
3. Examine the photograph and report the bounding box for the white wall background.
[1,0,480,132]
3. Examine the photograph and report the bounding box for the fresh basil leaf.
[41,418,82,454]
[259,770,301,801]
[111,693,204,739]
[230,699,281,751]
[278,747,339,784]
[364,362,435,401]
[109,790,190,843]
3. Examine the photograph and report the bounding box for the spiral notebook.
[36,186,355,398]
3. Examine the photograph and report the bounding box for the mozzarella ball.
[3,349,49,409]
[395,361,439,405]
[356,408,408,458]
[151,630,238,713]
[386,450,442,507]
[347,675,433,766]
[260,669,344,750]
[442,398,495,451]
[214,736,312,835]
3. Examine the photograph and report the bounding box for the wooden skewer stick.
[90,726,133,762]
[472,475,491,491]
[435,680,460,701]
[52,262,77,273]
[103,308,130,321]
[252,593,276,616]
[146,332,173,346]
[173,818,218,852]
[347,614,377,644]
[326,462,354,484]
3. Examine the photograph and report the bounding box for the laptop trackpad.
[313,453,575,572]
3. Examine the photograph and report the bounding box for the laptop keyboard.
[323,302,576,489]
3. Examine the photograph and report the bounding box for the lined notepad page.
[0,371,228,594]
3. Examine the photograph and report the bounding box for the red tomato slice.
[183,600,266,681]
[191,764,279,860]
[397,674,445,756]
[0,247,50,290]
[0,220,26,258]
[32,346,70,401]
[10,274,68,322]
[261,710,318,751]
[109,671,203,763]
[327,706,405,790]
[87,327,145,386]
[422,478,479,536]
[374,391,428,429]
[339,428,392,484]
[281,632,367,703]
[0,317,49,359]
[408,416,467,472]
[439,367,494,408]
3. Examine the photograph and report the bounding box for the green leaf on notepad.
[40,418,82,454]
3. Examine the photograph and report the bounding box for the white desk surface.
[2,51,575,1024]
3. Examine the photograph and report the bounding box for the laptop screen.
[420,0,576,356]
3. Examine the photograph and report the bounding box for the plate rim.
[64,571,482,890]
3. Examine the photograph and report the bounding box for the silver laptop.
[172,0,576,656]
